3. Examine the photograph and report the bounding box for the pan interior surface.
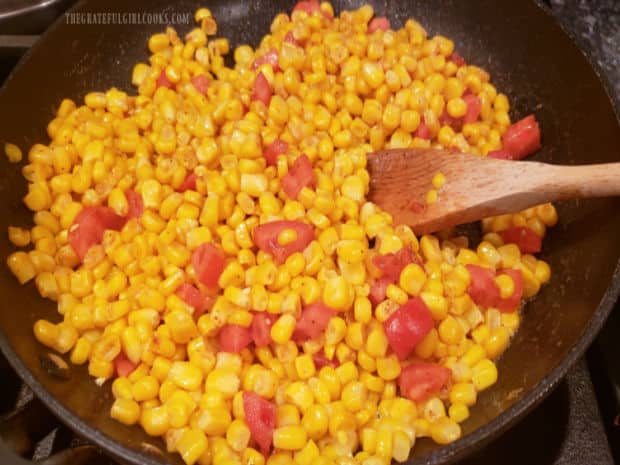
[0,1,619,464]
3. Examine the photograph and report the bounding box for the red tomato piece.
[125,189,144,219]
[439,109,463,132]
[292,0,320,14]
[243,392,276,455]
[448,52,466,67]
[176,282,203,310]
[191,243,226,288]
[369,277,392,307]
[156,70,174,89]
[281,154,315,200]
[219,324,253,353]
[495,268,524,313]
[263,139,288,166]
[251,313,275,347]
[487,149,513,160]
[191,74,209,94]
[253,49,280,72]
[499,226,542,254]
[414,122,431,140]
[466,264,501,308]
[253,220,314,264]
[368,17,391,33]
[384,297,435,360]
[372,248,416,283]
[284,31,300,46]
[463,94,481,123]
[399,362,452,402]
[69,207,126,261]
[177,172,197,193]
[293,302,337,342]
[502,114,541,160]
[313,351,339,369]
[251,72,272,106]
[114,352,138,378]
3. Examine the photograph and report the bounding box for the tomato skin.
[69,206,126,261]
[292,0,320,14]
[313,351,339,369]
[251,72,272,106]
[368,17,390,33]
[253,49,280,72]
[253,220,314,264]
[125,189,144,219]
[114,352,138,377]
[496,268,524,313]
[414,122,431,140]
[372,248,416,283]
[156,70,174,89]
[448,52,466,67]
[176,283,203,310]
[487,149,513,160]
[191,243,226,288]
[399,362,452,402]
[369,277,392,306]
[177,172,197,193]
[251,313,275,347]
[466,264,501,309]
[281,154,314,200]
[384,297,435,360]
[502,114,541,160]
[463,94,481,123]
[263,139,288,166]
[219,324,253,353]
[499,226,542,254]
[243,392,276,455]
[284,31,300,46]
[292,303,337,342]
[191,74,209,94]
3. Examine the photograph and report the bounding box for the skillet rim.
[0,0,618,464]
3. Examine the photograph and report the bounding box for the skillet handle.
[0,438,98,465]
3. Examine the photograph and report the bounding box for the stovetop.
[0,1,619,464]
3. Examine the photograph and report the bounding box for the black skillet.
[0,0,619,464]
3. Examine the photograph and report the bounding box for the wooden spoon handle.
[535,163,620,199]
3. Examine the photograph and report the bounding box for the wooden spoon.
[368,148,620,235]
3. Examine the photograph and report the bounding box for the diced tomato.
[263,139,288,166]
[384,297,434,360]
[284,31,300,46]
[282,154,314,200]
[293,302,337,342]
[487,149,513,160]
[191,243,226,288]
[251,313,275,347]
[368,17,390,33]
[176,282,203,310]
[399,362,452,402]
[114,352,138,378]
[69,207,126,261]
[466,264,501,309]
[156,70,174,89]
[448,52,466,67]
[439,109,463,131]
[372,248,416,283]
[253,220,314,264]
[125,189,144,219]
[313,351,339,369]
[251,72,272,106]
[177,172,197,193]
[253,49,280,72]
[463,94,481,123]
[191,74,209,94]
[414,122,431,140]
[369,277,391,306]
[219,324,253,353]
[499,226,542,254]
[243,392,276,455]
[292,0,320,14]
[502,114,541,160]
[495,269,524,313]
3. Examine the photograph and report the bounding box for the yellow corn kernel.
[7,251,36,284]
[273,425,307,450]
[385,284,408,305]
[277,404,301,427]
[430,417,461,445]
[132,376,160,402]
[8,226,31,247]
[111,398,141,426]
[471,359,498,391]
[322,275,353,311]
[484,326,511,359]
[376,355,401,381]
[226,419,251,452]
[177,428,209,465]
[169,361,204,391]
[301,404,329,439]
[295,354,316,380]
[5,142,23,162]
[438,316,465,345]
[140,405,170,437]
[271,314,296,344]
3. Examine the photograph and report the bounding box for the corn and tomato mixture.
[6,2,559,464]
